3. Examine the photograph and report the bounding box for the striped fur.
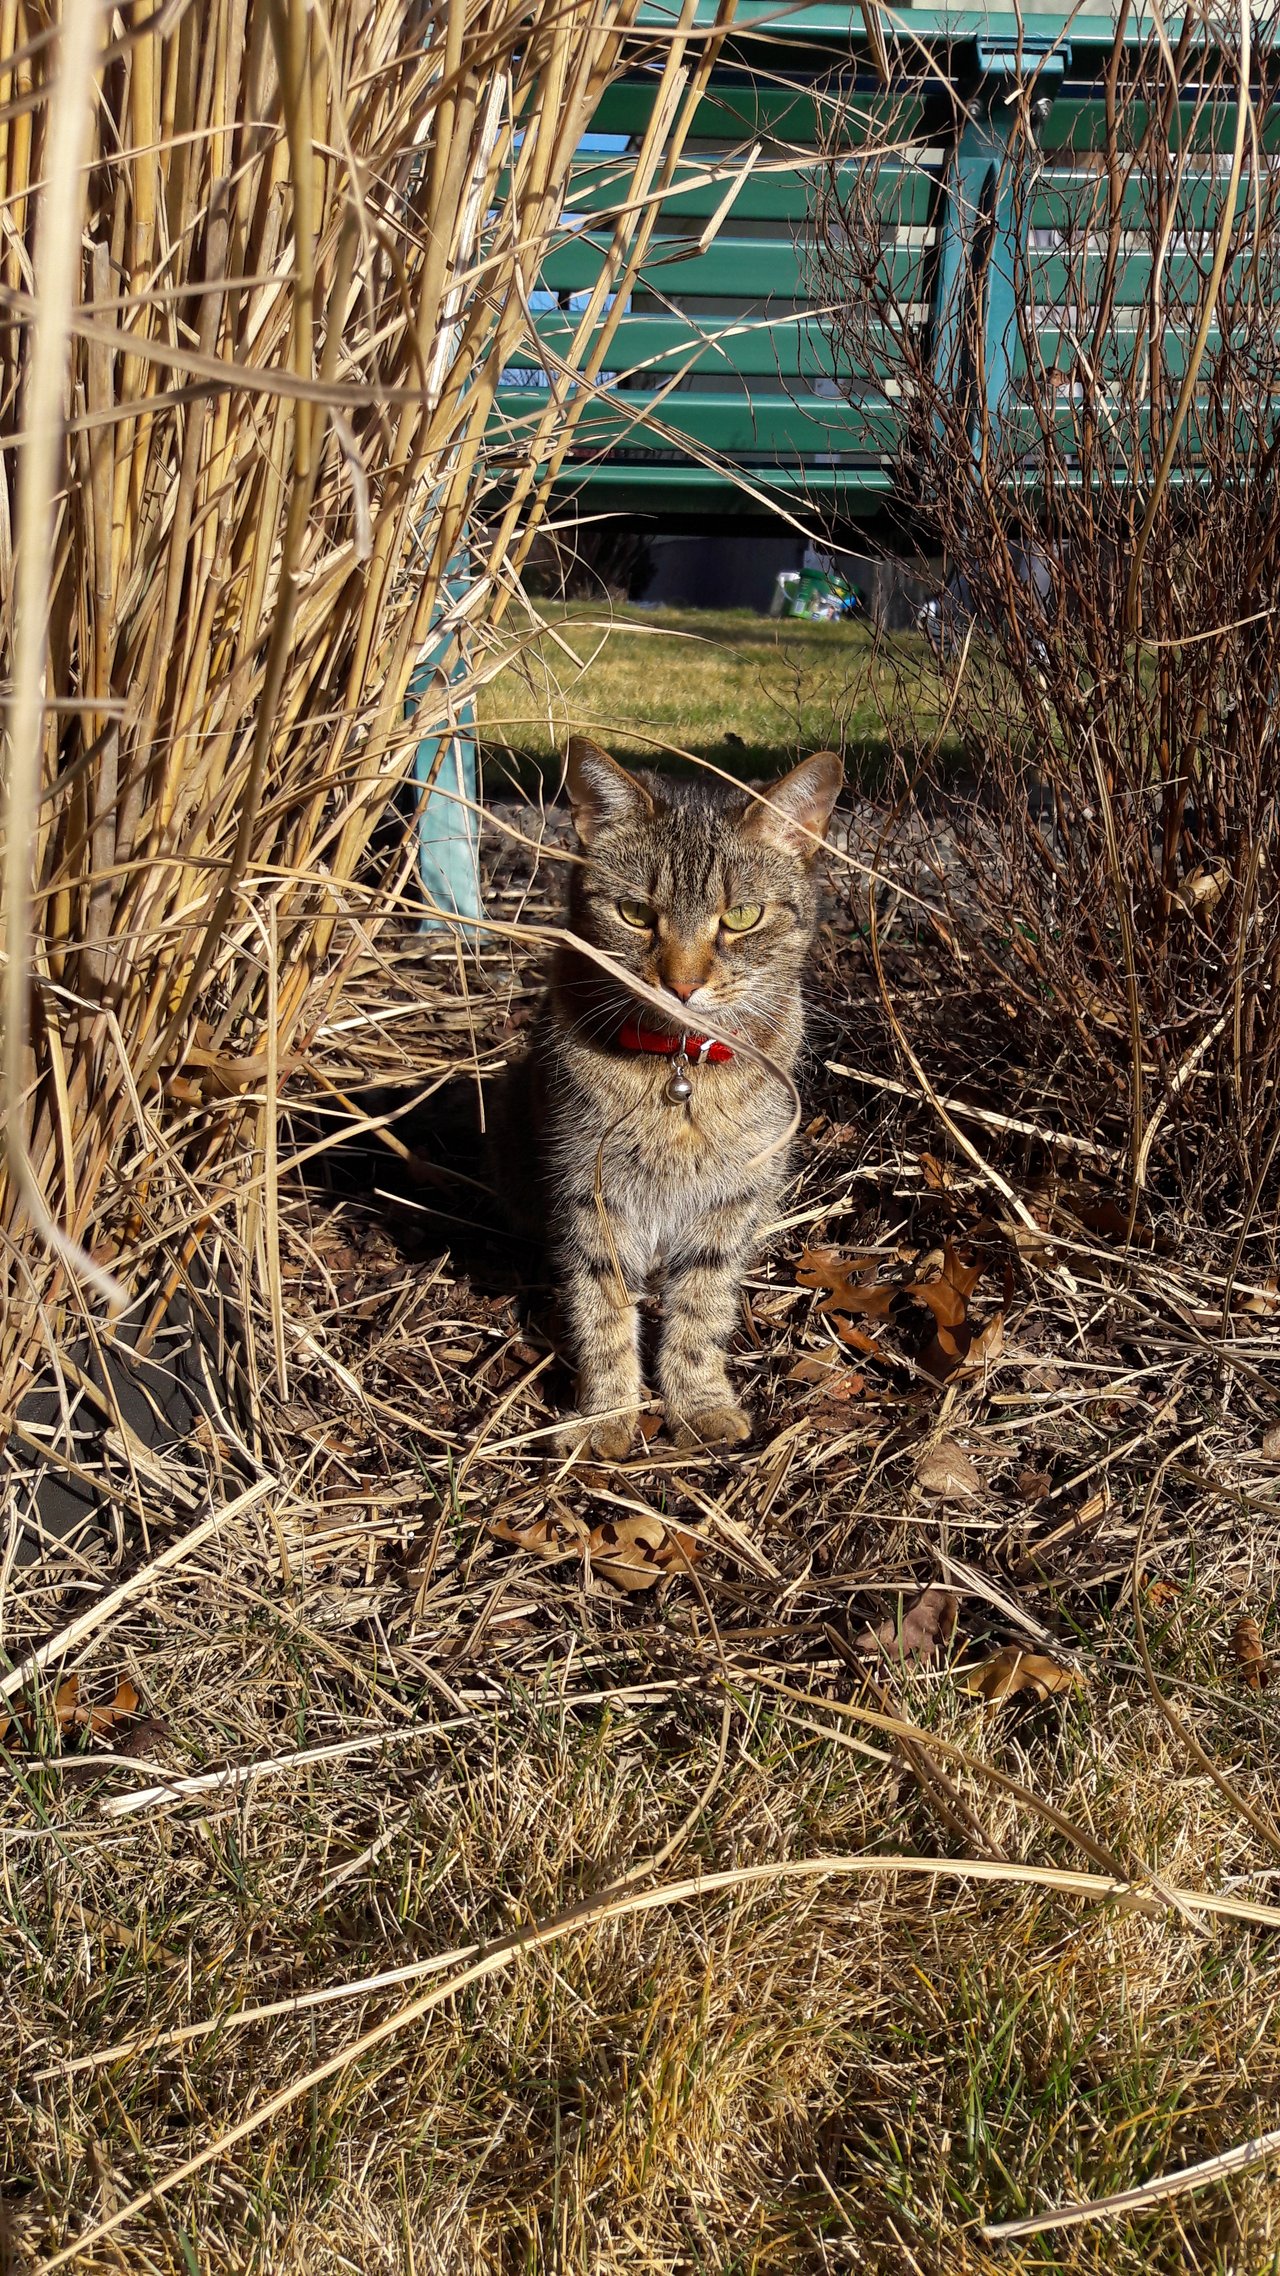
[528,740,842,1457]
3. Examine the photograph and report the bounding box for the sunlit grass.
[477,603,945,789]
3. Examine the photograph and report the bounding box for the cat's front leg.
[659,1195,761,1449]
[552,1194,644,1459]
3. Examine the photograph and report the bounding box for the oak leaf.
[587,1515,701,1592]
[488,1510,587,1559]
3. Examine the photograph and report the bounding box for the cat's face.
[561,740,843,1046]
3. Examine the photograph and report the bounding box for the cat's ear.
[565,737,654,844]
[741,750,843,861]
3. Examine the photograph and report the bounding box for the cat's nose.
[666,979,699,1003]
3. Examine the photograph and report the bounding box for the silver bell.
[665,1054,693,1104]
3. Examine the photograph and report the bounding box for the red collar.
[617,1015,733,1064]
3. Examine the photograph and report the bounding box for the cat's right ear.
[565,738,654,845]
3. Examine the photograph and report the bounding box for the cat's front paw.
[553,1411,638,1461]
[670,1402,752,1451]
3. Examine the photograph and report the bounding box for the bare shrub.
[816,20,1280,1226]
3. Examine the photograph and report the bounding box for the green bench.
[493,3,1269,514]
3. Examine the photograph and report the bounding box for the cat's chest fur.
[542,1021,792,1243]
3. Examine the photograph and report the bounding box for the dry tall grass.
[0,0,735,1406]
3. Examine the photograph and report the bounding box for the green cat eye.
[617,897,655,929]
[721,902,763,932]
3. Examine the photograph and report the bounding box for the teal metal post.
[931,38,1069,458]
[409,560,482,932]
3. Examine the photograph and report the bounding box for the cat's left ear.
[741,750,843,861]
[565,737,655,845]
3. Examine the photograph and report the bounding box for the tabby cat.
[528,736,842,1458]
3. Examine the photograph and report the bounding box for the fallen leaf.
[109,1714,172,1761]
[808,1396,869,1434]
[88,1678,141,1737]
[962,1646,1085,1703]
[799,1242,1008,1385]
[1016,1468,1052,1503]
[587,1515,701,1592]
[53,1676,81,1733]
[488,1511,587,1559]
[1241,1276,1280,1318]
[855,1585,958,1665]
[1142,1574,1181,1611]
[787,1352,864,1398]
[916,1439,980,1498]
[797,1247,892,1316]
[910,1275,968,1332]
[1071,1193,1170,1253]
[919,1152,952,1191]
[962,1310,1005,1370]
[1263,1425,1280,1460]
[1178,861,1229,913]
[833,1316,885,1357]
[1231,1615,1270,1690]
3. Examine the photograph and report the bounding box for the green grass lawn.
[476,602,942,790]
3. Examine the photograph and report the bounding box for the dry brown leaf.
[488,1511,587,1559]
[962,1310,1005,1369]
[799,1242,1007,1385]
[962,1646,1085,1703]
[796,1247,891,1316]
[3,1671,149,1754]
[1016,1468,1052,1504]
[587,1515,701,1593]
[787,1352,864,1399]
[1262,1424,1280,1460]
[1178,860,1229,913]
[918,1152,952,1191]
[1241,1276,1280,1318]
[910,1277,968,1332]
[855,1585,958,1665]
[109,1714,172,1762]
[916,1439,980,1498]
[88,1678,141,1737]
[1231,1615,1270,1690]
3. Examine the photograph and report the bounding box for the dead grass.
[5,817,1280,2276]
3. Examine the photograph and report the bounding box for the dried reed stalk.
[0,0,736,1406]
